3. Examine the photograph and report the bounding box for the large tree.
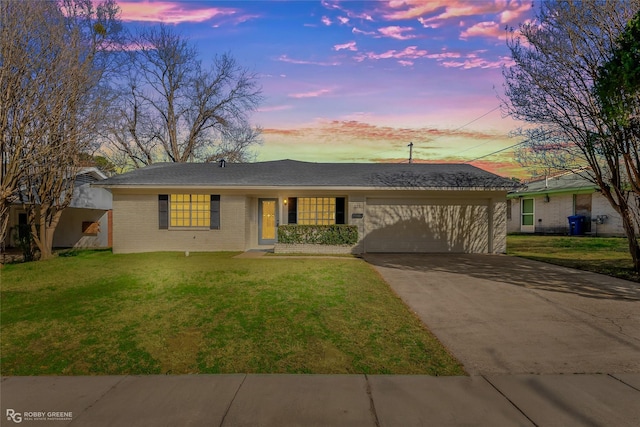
[502,0,640,272]
[104,24,262,168]
[0,0,121,259]
[595,11,640,198]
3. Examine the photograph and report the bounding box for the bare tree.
[0,0,121,259]
[104,24,262,168]
[208,124,263,163]
[502,0,640,272]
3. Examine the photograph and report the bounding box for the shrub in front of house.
[278,225,358,246]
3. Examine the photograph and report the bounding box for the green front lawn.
[0,251,464,376]
[507,235,639,282]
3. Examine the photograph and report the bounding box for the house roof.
[76,167,108,183]
[508,172,597,197]
[96,160,514,190]
[15,167,110,205]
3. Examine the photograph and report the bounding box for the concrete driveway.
[364,254,640,375]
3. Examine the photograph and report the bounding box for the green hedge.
[278,225,359,246]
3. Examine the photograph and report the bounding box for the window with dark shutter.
[287,197,297,224]
[210,195,220,229]
[335,197,346,224]
[159,195,168,229]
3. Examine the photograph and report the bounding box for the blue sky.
[117,0,535,177]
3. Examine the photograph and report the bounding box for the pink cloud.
[377,26,416,40]
[355,46,428,62]
[257,105,293,113]
[277,55,340,66]
[353,43,508,69]
[321,16,332,26]
[418,16,442,29]
[405,0,532,28]
[460,21,507,40]
[334,41,358,51]
[118,1,236,23]
[425,50,462,60]
[289,89,332,99]
[441,54,512,69]
[338,16,350,25]
[499,2,534,24]
[353,27,376,36]
[322,0,374,21]
[383,0,449,20]
[265,119,497,145]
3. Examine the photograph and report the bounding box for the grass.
[507,235,640,282]
[0,251,464,376]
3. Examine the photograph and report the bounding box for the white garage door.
[364,198,490,253]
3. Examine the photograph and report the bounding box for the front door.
[258,199,278,245]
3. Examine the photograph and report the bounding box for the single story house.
[507,172,633,236]
[4,167,112,249]
[95,160,515,254]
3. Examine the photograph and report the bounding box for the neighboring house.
[4,167,112,249]
[507,172,634,236]
[95,160,514,254]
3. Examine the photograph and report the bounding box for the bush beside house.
[275,225,358,254]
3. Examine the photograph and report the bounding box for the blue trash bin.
[568,215,585,235]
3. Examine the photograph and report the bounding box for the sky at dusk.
[116,0,536,178]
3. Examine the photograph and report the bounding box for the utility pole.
[408,142,413,164]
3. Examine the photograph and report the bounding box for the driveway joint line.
[68,375,129,426]
[481,375,538,427]
[364,374,381,427]
[526,289,640,350]
[608,373,640,392]
[219,373,247,427]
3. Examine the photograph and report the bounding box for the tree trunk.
[0,201,10,249]
[620,205,640,272]
[28,203,62,261]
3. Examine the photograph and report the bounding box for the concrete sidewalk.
[2,374,640,426]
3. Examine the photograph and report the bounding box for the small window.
[521,198,534,226]
[82,221,100,235]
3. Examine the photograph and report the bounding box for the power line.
[466,140,525,162]
[370,105,504,162]
[447,105,501,139]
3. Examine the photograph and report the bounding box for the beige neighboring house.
[95,160,515,255]
[507,172,636,236]
[4,167,112,250]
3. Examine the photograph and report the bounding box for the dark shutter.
[287,197,297,224]
[335,197,345,224]
[159,195,168,229]
[210,195,220,229]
